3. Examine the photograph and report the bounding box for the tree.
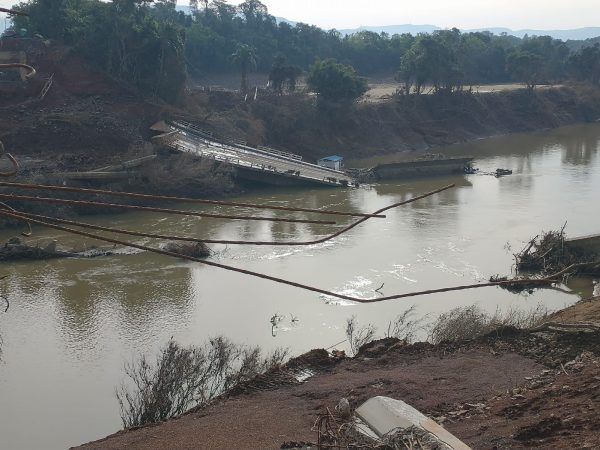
[269,55,302,94]
[230,43,257,92]
[306,58,367,106]
[396,48,420,95]
[269,55,287,93]
[520,35,569,83]
[569,44,600,85]
[397,32,463,96]
[507,50,544,91]
[237,0,268,25]
[13,0,187,103]
[283,65,302,92]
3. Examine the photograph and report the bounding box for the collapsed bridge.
[153,120,355,188]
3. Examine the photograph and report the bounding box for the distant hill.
[339,24,440,36]
[171,6,600,41]
[338,24,600,40]
[467,27,600,40]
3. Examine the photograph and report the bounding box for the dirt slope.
[79,298,600,449]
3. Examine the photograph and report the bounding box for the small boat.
[464,165,479,174]
[495,168,513,177]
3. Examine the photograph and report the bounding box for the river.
[0,123,599,449]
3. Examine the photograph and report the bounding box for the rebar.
[0,188,565,304]
[0,193,337,225]
[0,181,385,218]
[0,63,36,78]
[2,185,454,246]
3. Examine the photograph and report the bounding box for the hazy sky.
[1,0,599,30]
[227,0,600,30]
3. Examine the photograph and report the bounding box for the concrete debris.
[355,396,471,449]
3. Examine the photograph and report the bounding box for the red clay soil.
[0,42,164,171]
[80,349,543,449]
[447,352,600,448]
[78,297,600,450]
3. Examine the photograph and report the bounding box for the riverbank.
[3,44,600,197]
[218,83,600,161]
[79,293,600,449]
[3,84,600,227]
[1,122,599,449]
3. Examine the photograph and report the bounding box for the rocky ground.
[79,294,600,449]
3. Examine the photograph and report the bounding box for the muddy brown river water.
[1,123,599,449]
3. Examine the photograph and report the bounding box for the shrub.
[429,305,549,344]
[116,337,288,427]
[345,315,376,356]
[307,59,368,106]
[385,306,425,343]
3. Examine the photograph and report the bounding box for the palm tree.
[230,44,257,93]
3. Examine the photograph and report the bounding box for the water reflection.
[0,123,599,450]
[561,133,599,167]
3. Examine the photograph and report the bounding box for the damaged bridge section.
[152,120,355,188]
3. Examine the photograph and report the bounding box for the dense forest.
[7,0,600,102]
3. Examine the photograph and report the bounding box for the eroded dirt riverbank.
[80,295,600,449]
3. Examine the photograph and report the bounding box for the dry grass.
[429,305,550,345]
[385,306,426,343]
[139,152,236,198]
[345,315,377,356]
[345,307,424,356]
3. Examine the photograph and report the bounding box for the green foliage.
[230,43,257,92]
[507,50,544,90]
[9,0,599,102]
[395,29,573,95]
[400,31,462,94]
[268,55,301,94]
[520,35,569,82]
[570,44,600,85]
[12,0,187,102]
[306,58,367,104]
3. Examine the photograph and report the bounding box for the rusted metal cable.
[0,193,337,225]
[0,181,384,218]
[0,200,563,304]
[0,63,36,79]
[4,185,455,246]
[0,201,31,236]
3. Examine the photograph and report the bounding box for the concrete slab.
[565,234,600,254]
[355,396,471,450]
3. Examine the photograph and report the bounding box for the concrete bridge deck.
[565,234,600,254]
[157,121,353,187]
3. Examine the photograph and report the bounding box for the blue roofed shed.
[317,155,344,171]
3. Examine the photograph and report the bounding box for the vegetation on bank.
[117,337,288,427]
[7,0,600,102]
[120,303,551,428]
